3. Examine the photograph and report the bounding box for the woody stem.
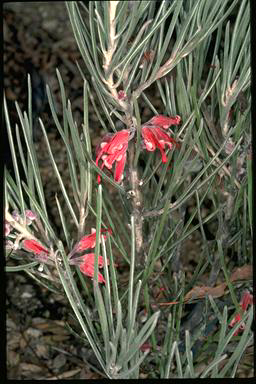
[128,139,145,267]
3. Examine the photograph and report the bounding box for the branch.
[128,134,144,267]
[102,1,129,111]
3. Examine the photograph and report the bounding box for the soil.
[4,2,106,379]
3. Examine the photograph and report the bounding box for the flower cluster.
[141,115,181,163]
[95,115,181,183]
[20,228,113,283]
[229,290,253,336]
[96,130,132,184]
[68,228,112,284]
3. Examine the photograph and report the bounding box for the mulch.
[4,3,105,379]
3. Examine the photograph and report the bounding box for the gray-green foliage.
[5,0,252,379]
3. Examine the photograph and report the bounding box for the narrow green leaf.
[6,261,39,272]
[38,118,79,228]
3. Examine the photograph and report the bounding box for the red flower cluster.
[68,228,112,284]
[95,115,181,183]
[229,290,253,336]
[96,130,132,184]
[141,115,181,163]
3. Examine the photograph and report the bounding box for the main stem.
[128,140,145,267]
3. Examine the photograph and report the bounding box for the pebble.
[26,328,42,338]
[21,292,33,299]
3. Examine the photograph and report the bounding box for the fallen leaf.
[35,344,49,359]
[230,264,252,282]
[159,283,227,306]
[184,283,227,302]
[57,368,81,379]
[20,363,43,373]
[52,334,71,342]
[159,264,252,306]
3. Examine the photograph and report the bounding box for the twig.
[78,205,87,240]
[102,1,128,112]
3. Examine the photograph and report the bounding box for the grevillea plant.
[5,0,252,379]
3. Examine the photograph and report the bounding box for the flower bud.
[25,210,37,221]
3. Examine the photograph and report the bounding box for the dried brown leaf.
[20,363,43,373]
[230,264,252,283]
[184,282,227,302]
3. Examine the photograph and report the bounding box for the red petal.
[153,127,179,148]
[229,313,242,328]
[74,229,112,253]
[103,148,126,169]
[69,253,108,267]
[22,239,49,255]
[95,133,115,159]
[142,126,157,151]
[107,130,130,154]
[97,272,106,283]
[149,115,181,128]
[83,253,105,268]
[79,262,105,283]
[142,125,180,163]
[80,262,94,277]
[142,127,167,162]
[114,152,127,183]
[76,233,97,252]
[96,131,130,183]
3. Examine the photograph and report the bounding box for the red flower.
[147,114,181,129]
[78,253,108,284]
[22,239,50,256]
[96,130,131,183]
[141,125,179,163]
[229,290,253,336]
[68,228,112,258]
